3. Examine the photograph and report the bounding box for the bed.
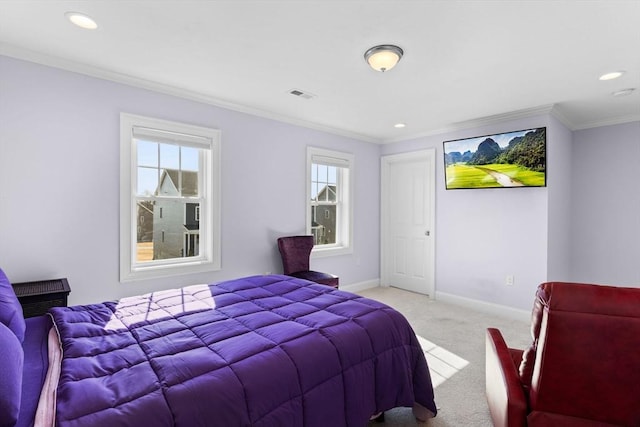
[1,270,437,427]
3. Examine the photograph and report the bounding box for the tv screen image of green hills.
[444,128,546,189]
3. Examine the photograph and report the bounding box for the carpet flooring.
[357,286,532,427]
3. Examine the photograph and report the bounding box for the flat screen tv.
[443,127,546,190]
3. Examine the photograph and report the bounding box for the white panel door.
[381,149,435,296]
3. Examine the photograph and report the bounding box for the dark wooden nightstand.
[12,278,71,317]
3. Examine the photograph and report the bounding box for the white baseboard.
[435,291,531,322]
[340,279,380,293]
[341,281,531,322]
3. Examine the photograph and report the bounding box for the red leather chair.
[486,282,640,427]
[277,236,339,288]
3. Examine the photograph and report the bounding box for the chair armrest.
[486,328,528,427]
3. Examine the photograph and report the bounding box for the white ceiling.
[1,1,639,143]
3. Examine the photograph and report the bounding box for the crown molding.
[0,44,381,144]
[570,114,640,131]
[450,104,556,128]
[4,44,635,145]
[548,105,576,130]
[382,104,558,144]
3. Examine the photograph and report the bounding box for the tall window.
[306,147,353,256]
[120,113,220,281]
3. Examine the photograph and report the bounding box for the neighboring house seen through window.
[306,147,353,256]
[120,113,221,281]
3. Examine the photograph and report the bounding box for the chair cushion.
[290,271,338,288]
[0,268,26,343]
[0,322,24,427]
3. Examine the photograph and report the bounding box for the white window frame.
[306,147,354,257]
[120,113,221,282]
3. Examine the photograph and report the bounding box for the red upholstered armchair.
[486,282,640,427]
[277,236,339,288]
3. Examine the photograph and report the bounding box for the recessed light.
[394,123,406,128]
[612,88,636,97]
[65,12,98,30]
[599,71,625,81]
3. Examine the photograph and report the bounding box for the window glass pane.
[160,143,180,170]
[311,163,339,204]
[157,169,178,196]
[181,146,199,171]
[180,170,199,197]
[328,166,337,184]
[317,184,326,201]
[317,164,327,183]
[137,167,158,196]
[183,202,200,256]
[137,140,158,167]
[321,183,337,202]
[136,199,200,262]
[311,205,336,245]
[328,185,337,201]
[136,201,155,262]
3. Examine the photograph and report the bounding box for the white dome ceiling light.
[364,45,403,72]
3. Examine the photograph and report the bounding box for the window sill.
[120,259,220,282]
[311,245,352,258]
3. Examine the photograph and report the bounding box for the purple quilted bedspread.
[49,275,436,426]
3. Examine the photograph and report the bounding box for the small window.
[306,147,353,256]
[120,113,221,281]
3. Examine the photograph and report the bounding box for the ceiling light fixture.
[364,45,403,72]
[65,12,98,30]
[394,123,406,128]
[599,71,625,81]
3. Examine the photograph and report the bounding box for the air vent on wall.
[288,88,316,100]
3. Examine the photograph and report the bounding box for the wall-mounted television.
[443,127,546,190]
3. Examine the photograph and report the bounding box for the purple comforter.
[49,275,436,426]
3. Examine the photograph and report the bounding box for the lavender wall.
[2,54,636,310]
[569,122,640,286]
[546,115,573,281]
[381,116,568,311]
[0,56,381,305]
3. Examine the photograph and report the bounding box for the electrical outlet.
[505,275,514,286]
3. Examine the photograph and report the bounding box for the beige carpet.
[357,286,532,427]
